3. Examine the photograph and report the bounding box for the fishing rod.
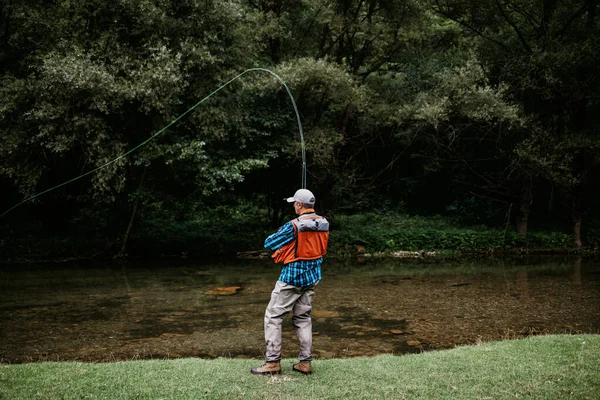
[0,68,306,219]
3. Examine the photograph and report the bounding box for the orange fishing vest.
[271,213,329,265]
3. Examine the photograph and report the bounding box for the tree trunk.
[573,217,582,248]
[541,0,558,38]
[267,192,286,228]
[587,0,597,28]
[340,104,351,144]
[515,215,528,235]
[269,37,281,64]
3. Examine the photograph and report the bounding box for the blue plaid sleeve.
[264,221,295,251]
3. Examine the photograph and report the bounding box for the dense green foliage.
[2,211,598,261]
[0,0,598,258]
[330,213,600,254]
[2,335,599,399]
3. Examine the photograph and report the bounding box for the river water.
[1,256,598,363]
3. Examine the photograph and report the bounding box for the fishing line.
[0,68,306,219]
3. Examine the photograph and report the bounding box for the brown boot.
[250,361,281,375]
[292,361,312,375]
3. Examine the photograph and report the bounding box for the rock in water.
[205,286,241,295]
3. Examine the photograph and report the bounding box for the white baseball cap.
[285,189,316,206]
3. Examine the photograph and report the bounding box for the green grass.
[2,335,598,399]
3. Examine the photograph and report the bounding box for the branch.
[556,3,590,38]
[505,0,541,26]
[469,190,512,205]
[367,130,419,185]
[358,37,405,80]
[495,0,532,53]
[318,26,350,58]
[292,3,326,58]
[432,2,510,51]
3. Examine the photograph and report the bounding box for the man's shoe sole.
[250,369,281,375]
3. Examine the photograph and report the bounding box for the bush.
[327,212,597,256]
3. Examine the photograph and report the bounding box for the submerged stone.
[312,310,340,318]
[205,287,241,295]
[314,349,335,358]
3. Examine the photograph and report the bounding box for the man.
[251,189,329,376]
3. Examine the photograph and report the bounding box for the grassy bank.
[1,335,598,399]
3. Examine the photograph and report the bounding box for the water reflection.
[516,270,529,301]
[0,257,598,363]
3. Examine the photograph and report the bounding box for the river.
[1,256,598,363]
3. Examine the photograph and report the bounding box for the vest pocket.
[297,231,329,258]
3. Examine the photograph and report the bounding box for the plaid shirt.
[264,214,323,287]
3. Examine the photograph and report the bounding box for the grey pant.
[264,280,316,362]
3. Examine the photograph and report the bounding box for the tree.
[0,0,267,242]
[430,0,600,245]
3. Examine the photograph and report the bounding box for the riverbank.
[1,213,598,262]
[1,335,598,399]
